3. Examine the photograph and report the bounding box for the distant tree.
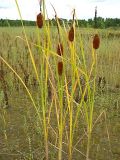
[88,19,94,27]
[96,17,105,28]
[78,19,88,27]
[0,18,120,28]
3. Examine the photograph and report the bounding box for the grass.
[0,1,120,160]
[0,26,120,160]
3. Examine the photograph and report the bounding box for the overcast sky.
[0,0,120,20]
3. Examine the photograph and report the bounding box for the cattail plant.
[50,5,65,160]
[93,7,100,49]
[68,9,75,42]
[36,0,43,28]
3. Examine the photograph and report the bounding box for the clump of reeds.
[0,1,103,160]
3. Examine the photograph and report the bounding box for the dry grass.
[0,23,120,160]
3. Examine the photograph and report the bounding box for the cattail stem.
[94,6,97,28]
[39,0,42,11]
[51,4,61,42]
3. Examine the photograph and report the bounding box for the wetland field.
[0,26,120,160]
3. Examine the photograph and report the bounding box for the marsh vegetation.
[0,1,120,160]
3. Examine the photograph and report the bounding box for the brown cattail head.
[93,34,100,49]
[57,43,63,56]
[37,12,43,28]
[68,26,74,42]
[58,61,63,76]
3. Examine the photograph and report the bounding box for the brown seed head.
[57,43,63,56]
[68,26,74,42]
[93,34,100,49]
[37,13,43,28]
[58,61,63,76]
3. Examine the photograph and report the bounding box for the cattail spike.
[58,61,63,76]
[93,34,100,49]
[37,12,43,28]
[68,26,74,42]
[68,9,75,42]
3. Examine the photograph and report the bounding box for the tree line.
[0,17,120,28]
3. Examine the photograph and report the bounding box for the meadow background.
[0,1,120,160]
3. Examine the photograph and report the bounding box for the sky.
[0,0,120,20]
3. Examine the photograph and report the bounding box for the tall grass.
[0,1,119,160]
[0,0,98,159]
